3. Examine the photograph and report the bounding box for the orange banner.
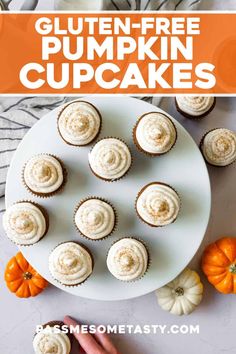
[0,12,236,94]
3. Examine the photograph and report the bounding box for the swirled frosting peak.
[75,198,115,240]
[58,101,101,146]
[136,183,180,226]
[33,327,71,354]
[23,154,64,194]
[176,96,215,117]
[135,113,177,154]
[49,242,93,285]
[107,238,148,281]
[202,128,236,166]
[3,202,46,245]
[89,138,132,181]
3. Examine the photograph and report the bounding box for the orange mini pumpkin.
[202,237,236,294]
[5,252,48,298]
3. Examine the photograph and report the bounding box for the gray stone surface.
[33,0,236,11]
[8,0,236,10]
[1,1,236,353]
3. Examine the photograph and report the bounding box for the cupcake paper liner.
[175,97,216,120]
[135,182,181,228]
[57,100,103,147]
[106,236,151,283]
[88,136,133,182]
[73,196,118,242]
[132,112,178,157]
[3,200,49,247]
[49,241,94,288]
[22,154,68,198]
[199,128,236,168]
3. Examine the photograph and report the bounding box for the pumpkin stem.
[23,271,32,280]
[229,264,236,274]
[175,287,184,296]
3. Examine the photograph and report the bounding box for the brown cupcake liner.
[49,241,94,288]
[175,97,216,120]
[106,236,151,283]
[3,200,49,247]
[57,100,102,147]
[34,320,73,347]
[22,154,67,198]
[199,128,236,168]
[132,112,178,157]
[135,182,181,228]
[88,137,133,182]
[73,196,118,241]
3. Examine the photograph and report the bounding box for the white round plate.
[5,97,211,301]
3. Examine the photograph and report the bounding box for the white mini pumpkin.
[156,268,203,316]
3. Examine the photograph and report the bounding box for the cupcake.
[74,197,116,240]
[175,96,216,119]
[49,242,93,286]
[58,100,102,146]
[23,154,66,197]
[88,138,132,181]
[107,238,149,282]
[2,201,48,246]
[136,182,180,227]
[200,128,236,167]
[33,321,71,354]
[133,112,177,156]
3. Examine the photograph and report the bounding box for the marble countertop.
[0,97,236,354]
[39,0,236,11]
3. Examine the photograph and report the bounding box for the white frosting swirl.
[24,155,64,194]
[176,96,215,117]
[49,242,93,285]
[136,183,180,226]
[135,113,177,154]
[202,128,236,166]
[58,101,101,146]
[89,138,132,181]
[75,199,115,240]
[33,327,71,354]
[3,202,46,245]
[107,238,148,281]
